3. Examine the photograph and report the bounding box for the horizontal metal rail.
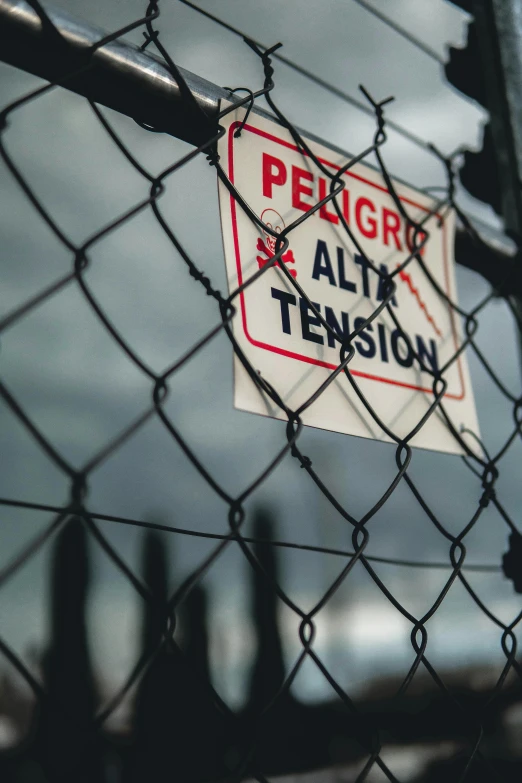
[0,0,519,288]
[0,0,226,144]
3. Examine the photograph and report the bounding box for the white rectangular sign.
[217,103,480,456]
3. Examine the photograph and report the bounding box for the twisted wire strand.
[0,1,521,781]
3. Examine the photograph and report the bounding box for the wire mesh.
[1,1,522,782]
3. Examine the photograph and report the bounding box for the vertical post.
[490,0,522,341]
[471,0,522,348]
[489,0,522,235]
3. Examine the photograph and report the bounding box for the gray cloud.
[0,0,520,705]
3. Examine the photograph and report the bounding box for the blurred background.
[0,0,521,780]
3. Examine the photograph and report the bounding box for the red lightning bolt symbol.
[397,267,442,338]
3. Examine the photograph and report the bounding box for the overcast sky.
[0,0,521,710]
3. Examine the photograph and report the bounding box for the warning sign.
[217,103,480,456]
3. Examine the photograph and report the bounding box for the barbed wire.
[0,1,521,781]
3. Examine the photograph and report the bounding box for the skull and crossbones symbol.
[256,209,297,278]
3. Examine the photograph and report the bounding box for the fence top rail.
[0,0,225,142]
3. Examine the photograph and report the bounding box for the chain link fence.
[1,1,522,781]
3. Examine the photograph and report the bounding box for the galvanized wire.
[0,1,522,781]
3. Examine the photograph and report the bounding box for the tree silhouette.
[183,584,211,687]
[247,508,287,714]
[124,529,226,782]
[29,516,102,782]
[243,507,307,775]
[139,528,169,659]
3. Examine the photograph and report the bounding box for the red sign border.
[228,120,466,401]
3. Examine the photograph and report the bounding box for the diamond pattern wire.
[1,1,522,781]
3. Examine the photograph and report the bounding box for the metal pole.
[481,0,522,335]
[470,0,522,237]
[490,0,522,235]
[0,0,226,145]
[0,0,517,279]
